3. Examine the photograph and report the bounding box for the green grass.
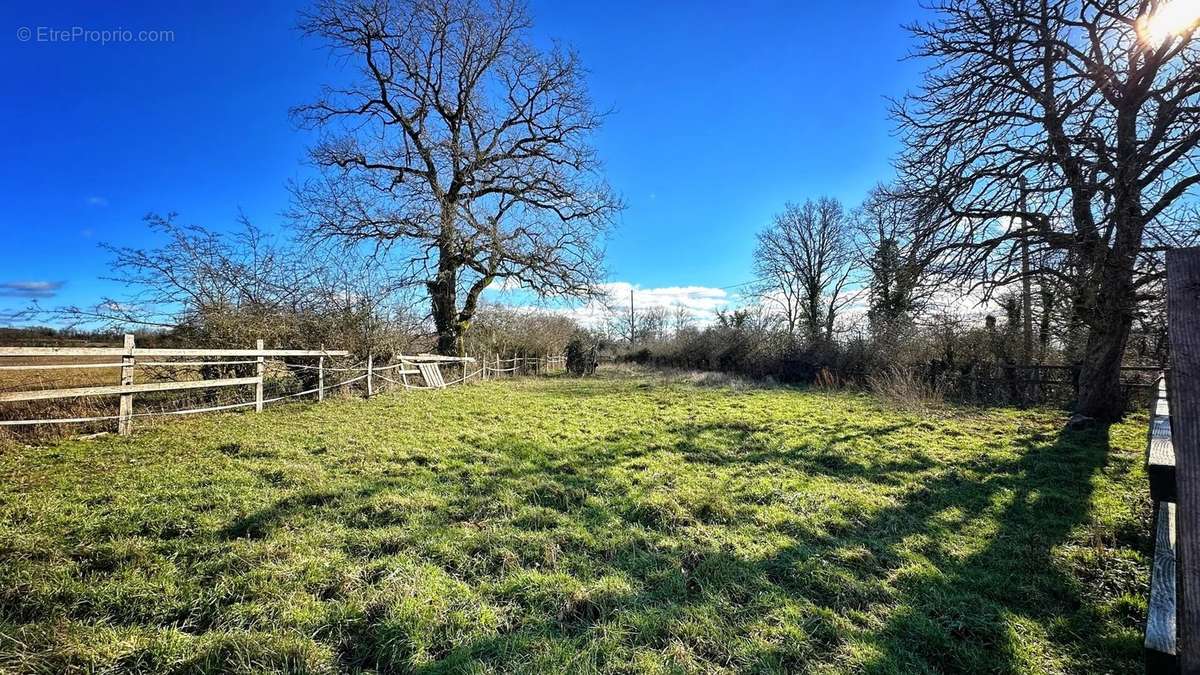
[0,371,1151,674]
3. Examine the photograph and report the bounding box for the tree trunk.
[429,277,461,355]
[1075,310,1131,421]
[428,249,461,356]
[1075,218,1140,422]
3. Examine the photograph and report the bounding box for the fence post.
[367,354,374,398]
[318,355,325,402]
[117,333,135,435]
[1168,247,1200,674]
[255,339,265,412]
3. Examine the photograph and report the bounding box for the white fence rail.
[0,334,565,436]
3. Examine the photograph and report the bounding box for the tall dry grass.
[866,366,944,410]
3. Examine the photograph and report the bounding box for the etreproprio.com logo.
[16,26,175,44]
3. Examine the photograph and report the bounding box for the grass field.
[0,371,1151,673]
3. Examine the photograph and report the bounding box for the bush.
[565,334,598,376]
[462,304,578,361]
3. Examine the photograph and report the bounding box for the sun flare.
[1140,0,1200,44]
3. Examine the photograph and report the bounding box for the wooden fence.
[1144,247,1200,674]
[0,335,566,436]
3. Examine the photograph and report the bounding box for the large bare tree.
[895,0,1200,420]
[754,198,856,345]
[292,0,620,355]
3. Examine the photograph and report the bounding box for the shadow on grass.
[765,423,1117,673]
[319,422,1125,673]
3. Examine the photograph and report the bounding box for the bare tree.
[670,303,694,335]
[753,230,804,339]
[56,213,420,356]
[895,0,1200,420]
[755,198,857,345]
[604,299,667,344]
[463,303,579,357]
[853,184,939,335]
[292,0,621,356]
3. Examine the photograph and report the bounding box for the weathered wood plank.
[1147,500,1179,674]
[0,347,127,357]
[1151,431,1179,503]
[1150,379,1177,503]
[255,340,265,413]
[404,354,476,363]
[0,376,260,402]
[417,362,446,388]
[0,362,124,371]
[1167,247,1200,675]
[118,334,135,436]
[0,347,350,358]
[318,356,325,403]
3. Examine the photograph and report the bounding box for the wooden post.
[318,355,325,402]
[117,333,135,435]
[367,354,374,398]
[1168,247,1200,675]
[255,339,265,412]
[463,359,468,385]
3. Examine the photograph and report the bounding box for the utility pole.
[628,288,636,344]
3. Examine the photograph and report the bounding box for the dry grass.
[608,364,779,391]
[866,366,945,410]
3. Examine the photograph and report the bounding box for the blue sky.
[0,0,924,325]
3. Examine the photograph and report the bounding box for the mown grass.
[0,371,1150,673]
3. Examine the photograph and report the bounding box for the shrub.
[565,334,598,376]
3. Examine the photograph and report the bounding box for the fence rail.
[0,335,567,436]
[1146,374,1180,672]
[1143,246,1200,674]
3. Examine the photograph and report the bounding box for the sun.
[1139,0,1200,44]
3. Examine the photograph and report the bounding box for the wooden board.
[0,376,260,402]
[1150,382,1178,503]
[417,363,446,389]
[1146,501,1180,673]
[1167,247,1200,675]
[0,347,349,358]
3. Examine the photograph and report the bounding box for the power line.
[717,278,766,290]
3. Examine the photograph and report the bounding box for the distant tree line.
[617,0,1198,420]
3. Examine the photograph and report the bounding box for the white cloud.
[486,277,524,293]
[86,196,109,207]
[0,280,64,299]
[599,282,729,316]
[506,282,732,328]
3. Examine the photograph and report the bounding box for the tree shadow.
[755,423,1118,672]
[464,424,1117,672]
[210,420,1126,672]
